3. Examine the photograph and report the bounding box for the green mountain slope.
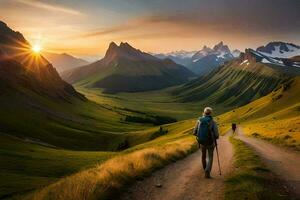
[62,42,194,93]
[218,76,300,149]
[174,49,300,108]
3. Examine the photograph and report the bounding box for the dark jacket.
[193,115,219,139]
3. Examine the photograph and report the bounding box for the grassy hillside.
[175,61,289,106]
[27,121,197,200]
[0,119,197,199]
[174,49,300,110]
[218,76,300,149]
[0,133,115,200]
[0,88,157,151]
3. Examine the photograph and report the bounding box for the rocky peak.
[104,41,157,61]
[202,45,212,51]
[213,41,230,53]
[239,49,262,63]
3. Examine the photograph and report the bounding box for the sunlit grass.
[28,135,197,200]
[242,116,300,150]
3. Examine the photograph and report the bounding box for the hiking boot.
[205,171,211,178]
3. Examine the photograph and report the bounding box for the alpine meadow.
[0,0,300,200]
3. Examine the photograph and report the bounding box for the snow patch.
[258,45,300,58]
[240,59,249,65]
[261,58,271,63]
[293,64,300,68]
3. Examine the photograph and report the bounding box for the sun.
[32,44,42,53]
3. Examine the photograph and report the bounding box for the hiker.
[232,123,237,134]
[193,107,219,178]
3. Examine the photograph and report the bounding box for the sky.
[1,0,300,60]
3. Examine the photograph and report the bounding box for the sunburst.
[32,44,42,53]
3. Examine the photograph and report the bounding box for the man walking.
[232,123,237,134]
[194,107,219,178]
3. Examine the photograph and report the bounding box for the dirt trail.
[121,135,233,200]
[237,127,300,198]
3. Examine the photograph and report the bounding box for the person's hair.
[203,107,213,116]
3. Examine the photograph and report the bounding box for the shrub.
[150,126,169,140]
[124,115,177,125]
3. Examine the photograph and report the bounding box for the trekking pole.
[214,139,222,176]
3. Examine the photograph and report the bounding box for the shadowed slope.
[62,42,194,93]
[0,21,84,100]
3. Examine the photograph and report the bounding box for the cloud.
[76,13,197,38]
[67,7,300,55]
[75,0,300,39]
[16,0,84,16]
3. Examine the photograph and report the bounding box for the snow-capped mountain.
[153,42,239,75]
[153,50,197,66]
[192,42,233,62]
[190,45,214,61]
[164,50,197,58]
[257,42,300,59]
[239,48,300,68]
[188,42,235,75]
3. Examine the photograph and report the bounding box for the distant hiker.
[193,107,219,178]
[232,123,237,134]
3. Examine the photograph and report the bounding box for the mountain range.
[174,44,300,107]
[153,42,240,76]
[62,42,194,93]
[43,52,89,73]
[154,50,197,66]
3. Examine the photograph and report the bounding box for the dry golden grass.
[242,116,300,150]
[28,136,197,200]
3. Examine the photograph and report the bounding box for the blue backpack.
[197,116,214,145]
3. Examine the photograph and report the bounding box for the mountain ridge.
[173,47,300,108]
[187,41,234,75]
[43,52,89,73]
[62,42,194,93]
[0,21,84,100]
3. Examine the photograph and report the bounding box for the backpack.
[196,116,214,145]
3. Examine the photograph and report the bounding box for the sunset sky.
[1,0,299,60]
